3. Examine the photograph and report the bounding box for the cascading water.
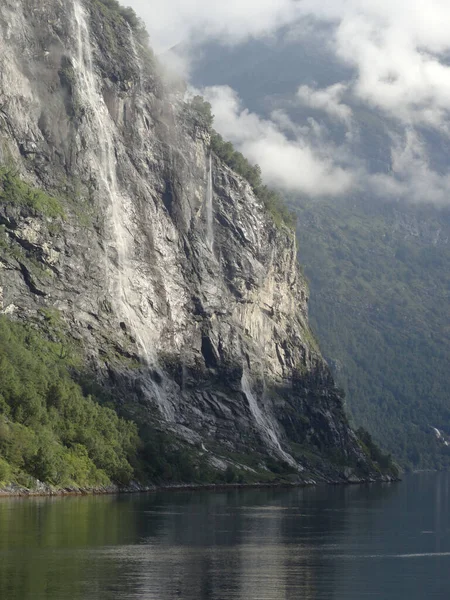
[72,1,128,297]
[127,26,142,90]
[206,152,214,250]
[241,370,297,467]
[71,0,173,421]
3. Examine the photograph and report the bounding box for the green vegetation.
[190,95,215,129]
[95,0,148,42]
[96,0,141,29]
[189,96,296,229]
[0,316,138,487]
[0,169,66,286]
[357,427,399,476]
[294,196,450,470]
[0,168,65,219]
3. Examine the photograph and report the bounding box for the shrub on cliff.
[95,0,149,43]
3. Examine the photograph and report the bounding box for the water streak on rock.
[72,0,173,421]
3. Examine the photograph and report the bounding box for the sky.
[126,0,450,203]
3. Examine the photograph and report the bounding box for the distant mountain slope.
[294,196,450,469]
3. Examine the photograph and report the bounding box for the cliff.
[0,0,395,487]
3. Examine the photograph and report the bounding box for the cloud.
[294,0,450,129]
[198,86,354,196]
[369,129,450,204]
[126,0,301,52]
[127,0,450,203]
[296,83,352,124]
[128,0,450,129]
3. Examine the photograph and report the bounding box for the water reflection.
[0,495,137,599]
[0,473,449,600]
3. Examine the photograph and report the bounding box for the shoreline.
[0,475,400,499]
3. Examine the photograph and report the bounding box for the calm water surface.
[1,472,449,599]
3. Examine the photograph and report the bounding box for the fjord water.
[1,473,449,600]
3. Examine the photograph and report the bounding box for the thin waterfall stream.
[241,370,297,467]
[72,0,173,421]
[206,152,214,250]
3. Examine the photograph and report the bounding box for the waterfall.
[206,152,214,250]
[127,25,142,89]
[72,0,125,288]
[241,370,297,467]
[71,0,173,421]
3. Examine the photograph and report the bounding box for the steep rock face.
[0,0,388,481]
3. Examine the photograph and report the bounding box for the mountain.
[0,0,394,492]
[188,31,450,470]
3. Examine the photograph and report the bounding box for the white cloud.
[128,0,450,129]
[297,83,352,123]
[126,0,301,52]
[199,86,354,196]
[127,0,450,203]
[295,0,450,128]
[369,129,450,204]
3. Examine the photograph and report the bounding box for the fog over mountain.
[128,0,450,204]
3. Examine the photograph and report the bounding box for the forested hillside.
[293,196,450,469]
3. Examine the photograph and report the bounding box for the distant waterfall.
[241,370,297,467]
[127,25,142,89]
[71,0,173,421]
[206,152,214,250]
[72,0,125,288]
